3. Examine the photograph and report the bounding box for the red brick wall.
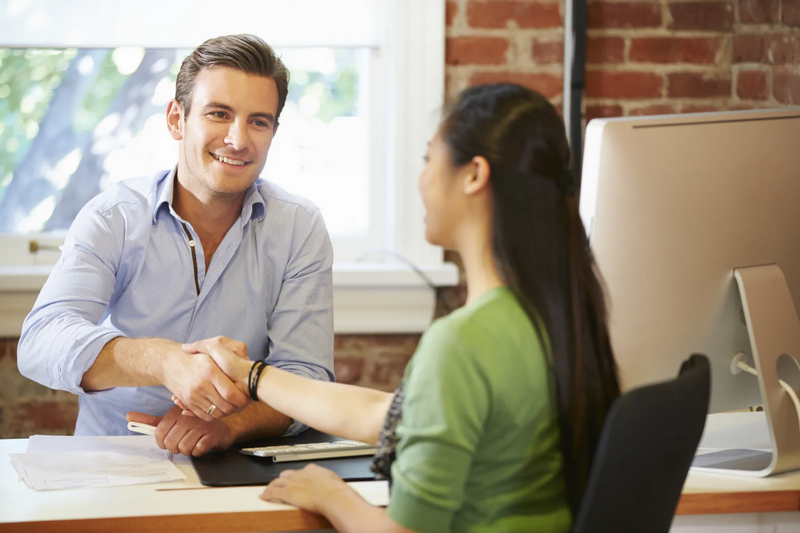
[4,0,799,438]
[446,0,800,118]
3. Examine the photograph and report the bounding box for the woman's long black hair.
[440,84,620,515]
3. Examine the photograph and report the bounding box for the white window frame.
[0,0,458,336]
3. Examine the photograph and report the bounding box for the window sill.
[0,262,459,337]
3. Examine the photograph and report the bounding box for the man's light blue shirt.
[18,169,334,436]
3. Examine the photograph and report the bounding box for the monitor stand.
[692,264,800,477]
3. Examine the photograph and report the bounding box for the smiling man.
[17,35,334,456]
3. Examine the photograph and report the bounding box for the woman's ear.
[463,155,491,196]
[166,100,184,141]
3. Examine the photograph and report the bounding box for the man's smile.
[211,153,250,166]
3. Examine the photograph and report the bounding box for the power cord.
[355,249,453,315]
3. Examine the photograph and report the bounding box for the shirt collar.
[152,167,177,223]
[242,179,267,223]
[152,168,266,224]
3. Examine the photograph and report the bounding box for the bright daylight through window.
[0,46,369,238]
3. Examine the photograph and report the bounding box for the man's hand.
[127,406,235,457]
[182,336,253,395]
[83,337,250,422]
[159,339,250,422]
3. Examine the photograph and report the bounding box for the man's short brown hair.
[175,34,289,124]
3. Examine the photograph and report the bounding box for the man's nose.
[224,120,248,151]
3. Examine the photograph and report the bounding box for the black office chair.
[572,353,710,533]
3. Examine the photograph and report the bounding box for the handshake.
[163,336,260,421]
[127,336,269,457]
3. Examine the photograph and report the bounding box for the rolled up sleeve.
[266,206,334,435]
[18,204,125,395]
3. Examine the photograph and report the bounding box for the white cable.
[734,357,800,429]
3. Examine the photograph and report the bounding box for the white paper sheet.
[696,411,772,451]
[27,435,169,459]
[11,435,184,491]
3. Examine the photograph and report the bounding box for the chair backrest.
[572,353,710,533]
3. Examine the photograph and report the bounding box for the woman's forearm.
[257,366,393,444]
[182,338,393,443]
[321,484,413,533]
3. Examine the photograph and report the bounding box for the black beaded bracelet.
[247,361,257,396]
[249,360,268,401]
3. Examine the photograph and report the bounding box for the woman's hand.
[261,465,414,533]
[260,464,348,515]
[182,336,253,395]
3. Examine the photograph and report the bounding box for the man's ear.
[166,99,184,141]
[463,155,491,196]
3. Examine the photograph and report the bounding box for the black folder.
[191,429,376,487]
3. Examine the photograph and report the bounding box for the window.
[0,0,456,334]
[0,47,370,242]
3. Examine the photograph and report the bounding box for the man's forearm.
[80,337,170,391]
[86,337,250,421]
[222,401,293,442]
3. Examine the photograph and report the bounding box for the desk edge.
[0,509,331,533]
[676,490,800,515]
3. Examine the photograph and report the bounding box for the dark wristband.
[249,360,268,401]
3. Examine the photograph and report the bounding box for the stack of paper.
[9,435,185,491]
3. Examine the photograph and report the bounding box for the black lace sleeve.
[370,383,405,483]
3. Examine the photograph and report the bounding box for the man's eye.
[212,112,226,118]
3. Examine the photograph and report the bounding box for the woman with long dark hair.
[182,83,620,532]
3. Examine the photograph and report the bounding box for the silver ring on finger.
[206,404,217,416]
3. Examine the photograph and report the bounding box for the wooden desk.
[679,471,800,515]
[672,412,800,531]
[0,438,389,533]
[3,434,800,532]
[676,411,800,515]
[670,470,800,532]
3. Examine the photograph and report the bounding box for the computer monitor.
[579,108,800,476]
